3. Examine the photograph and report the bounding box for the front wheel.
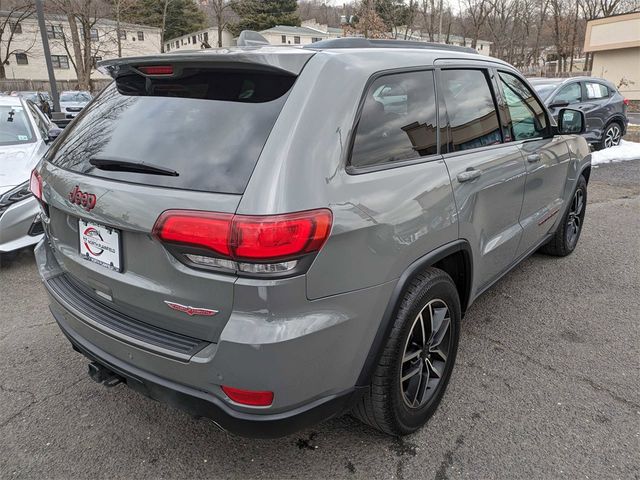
[352,268,461,436]
[540,175,587,257]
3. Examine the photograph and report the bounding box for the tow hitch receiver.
[88,361,125,387]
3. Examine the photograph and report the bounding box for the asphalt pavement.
[1,161,639,480]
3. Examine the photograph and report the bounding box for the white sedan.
[0,96,61,254]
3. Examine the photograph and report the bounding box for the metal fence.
[0,78,112,94]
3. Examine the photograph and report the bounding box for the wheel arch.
[355,239,472,387]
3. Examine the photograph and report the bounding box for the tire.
[540,175,587,257]
[596,121,623,150]
[352,268,461,436]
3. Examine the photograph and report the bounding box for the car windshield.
[60,92,91,102]
[531,84,558,101]
[0,105,35,145]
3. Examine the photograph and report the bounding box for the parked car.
[12,91,53,118]
[528,77,628,149]
[0,96,61,256]
[31,38,591,437]
[59,91,92,119]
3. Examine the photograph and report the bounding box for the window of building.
[51,55,69,69]
[312,37,322,43]
[281,35,286,43]
[203,32,208,42]
[91,56,102,68]
[119,29,126,40]
[175,40,179,48]
[440,69,501,152]
[137,31,144,41]
[192,35,196,44]
[350,71,438,169]
[585,82,609,99]
[90,28,99,41]
[554,83,581,104]
[497,71,548,141]
[294,36,300,44]
[166,44,170,51]
[15,53,28,65]
[10,22,22,34]
[46,24,64,39]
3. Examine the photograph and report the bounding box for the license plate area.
[78,219,122,272]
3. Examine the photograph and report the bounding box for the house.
[583,11,640,101]
[260,20,343,46]
[165,26,235,51]
[0,11,161,81]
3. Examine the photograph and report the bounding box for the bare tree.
[206,0,234,47]
[49,0,119,89]
[0,1,36,79]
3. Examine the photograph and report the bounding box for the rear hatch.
[38,48,313,343]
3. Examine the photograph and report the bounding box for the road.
[1,161,639,480]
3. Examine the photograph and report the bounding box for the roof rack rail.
[303,37,478,54]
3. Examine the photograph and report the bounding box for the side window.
[585,82,609,99]
[554,83,582,104]
[440,69,501,152]
[498,72,548,141]
[350,71,438,168]
[26,103,49,138]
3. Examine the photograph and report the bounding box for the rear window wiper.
[89,157,179,177]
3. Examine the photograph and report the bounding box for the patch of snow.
[591,140,640,166]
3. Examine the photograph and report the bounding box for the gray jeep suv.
[31,38,591,437]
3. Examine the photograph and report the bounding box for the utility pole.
[437,0,443,42]
[35,0,60,113]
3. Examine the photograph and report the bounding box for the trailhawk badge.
[164,301,218,317]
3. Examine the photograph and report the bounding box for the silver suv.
[32,38,591,437]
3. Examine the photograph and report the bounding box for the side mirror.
[47,127,63,142]
[550,100,570,109]
[557,108,585,135]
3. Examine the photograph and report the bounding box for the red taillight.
[29,169,42,200]
[138,65,173,75]
[153,209,332,262]
[221,386,274,407]
[153,211,232,256]
[233,211,332,260]
[623,98,629,106]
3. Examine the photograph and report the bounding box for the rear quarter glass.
[44,69,296,194]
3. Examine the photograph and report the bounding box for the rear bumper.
[53,307,359,438]
[0,195,43,253]
[36,238,393,437]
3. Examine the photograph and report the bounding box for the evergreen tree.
[229,0,299,35]
[128,0,206,42]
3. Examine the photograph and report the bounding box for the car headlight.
[0,181,32,217]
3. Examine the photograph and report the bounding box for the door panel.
[494,70,570,256]
[517,137,571,255]
[445,146,527,292]
[581,81,615,143]
[439,68,527,294]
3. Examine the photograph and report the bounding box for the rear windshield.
[46,69,295,194]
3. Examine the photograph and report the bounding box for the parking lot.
[1,160,639,480]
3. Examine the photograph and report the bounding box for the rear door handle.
[457,169,482,183]
[527,154,542,163]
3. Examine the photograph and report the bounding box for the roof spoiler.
[97,49,314,79]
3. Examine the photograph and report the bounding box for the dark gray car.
[529,76,628,149]
[31,38,591,437]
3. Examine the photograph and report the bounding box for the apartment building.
[1,11,161,81]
